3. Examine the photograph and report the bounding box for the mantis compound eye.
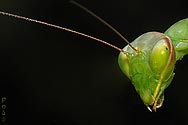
[149,37,174,75]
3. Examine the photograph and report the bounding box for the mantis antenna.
[0,1,137,53]
[70,0,137,52]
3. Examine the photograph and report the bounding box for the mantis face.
[118,32,176,111]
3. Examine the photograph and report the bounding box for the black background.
[0,0,188,125]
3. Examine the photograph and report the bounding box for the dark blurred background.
[0,0,188,125]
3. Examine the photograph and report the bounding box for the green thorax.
[165,18,188,60]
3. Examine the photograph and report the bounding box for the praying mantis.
[0,1,188,112]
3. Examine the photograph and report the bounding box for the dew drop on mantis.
[0,1,188,112]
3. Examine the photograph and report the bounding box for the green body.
[118,18,188,111]
[165,18,188,60]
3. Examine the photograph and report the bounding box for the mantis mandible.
[0,1,188,112]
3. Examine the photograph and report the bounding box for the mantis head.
[118,32,176,111]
